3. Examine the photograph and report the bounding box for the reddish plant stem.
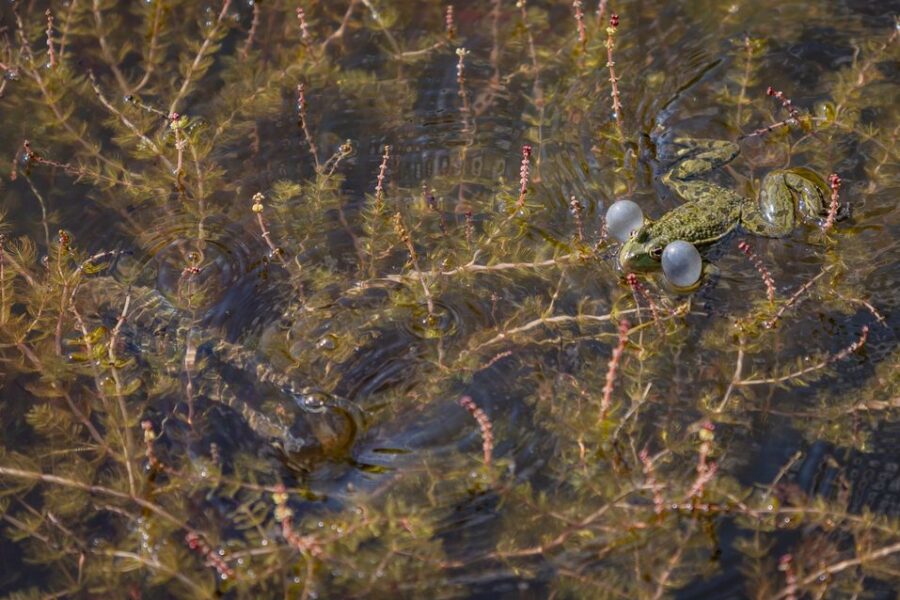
[830,326,869,362]
[297,83,320,169]
[739,117,795,140]
[296,7,311,47]
[141,420,161,470]
[459,396,494,468]
[373,145,391,212]
[595,0,608,28]
[516,145,533,208]
[605,14,623,134]
[639,449,665,516]
[778,554,798,600]
[445,5,456,40]
[240,0,261,59]
[272,485,323,557]
[766,86,801,120]
[455,47,471,127]
[480,350,512,372]
[686,422,717,499]
[424,185,447,234]
[599,319,629,420]
[464,209,474,249]
[738,240,776,303]
[573,1,587,52]
[185,531,236,580]
[251,193,285,265]
[823,172,842,232]
[625,273,662,325]
[570,197,585,242]
[392,212,434,316]
[45,9,57,68]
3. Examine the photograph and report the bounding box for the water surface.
[0,1,897,598]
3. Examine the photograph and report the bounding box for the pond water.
[0,1,897,598]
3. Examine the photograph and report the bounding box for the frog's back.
[647,192,743,246]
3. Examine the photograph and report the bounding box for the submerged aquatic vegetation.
[0,1,898,598]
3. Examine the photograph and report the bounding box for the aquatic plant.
[0,1,897,598]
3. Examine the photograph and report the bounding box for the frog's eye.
[649,246,663,260]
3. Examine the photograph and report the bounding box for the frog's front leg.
[662,138,740,180]
[661,138,741,203]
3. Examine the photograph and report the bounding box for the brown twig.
[834,290,887,326]
[772,541,900,600]
[321,0,359,53]
[91,0,132,95]
[168,0,233,115]
[88,71,174,173]
[764,266,831,329]
[131,0,164,93]
[740,325,869,386]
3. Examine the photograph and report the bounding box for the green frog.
[618,138,833,272]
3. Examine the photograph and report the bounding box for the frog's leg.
[660,138,741,203]
[742,169,830,237]
[782,168,831,221]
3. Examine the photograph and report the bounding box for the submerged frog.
[76,275,361,471]
[618,138,835,272]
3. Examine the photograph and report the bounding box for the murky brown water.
[0,1,897,597]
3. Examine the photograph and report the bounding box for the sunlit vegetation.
[0,1,897,597]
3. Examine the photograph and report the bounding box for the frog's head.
[617,225,668,272]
